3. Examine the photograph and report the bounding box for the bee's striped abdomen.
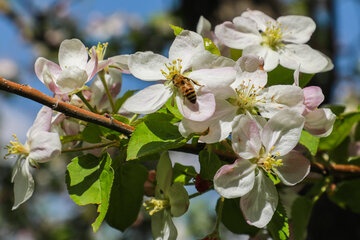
[184,88,196,103]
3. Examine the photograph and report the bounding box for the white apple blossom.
[215,9,332,73]
[6,107,61,210]
[214,110,310,228]
[122,30,236,121]
[35,39,99,95]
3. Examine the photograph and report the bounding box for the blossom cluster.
[4,9,336,239]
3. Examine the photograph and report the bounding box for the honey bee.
[172,74,201,104]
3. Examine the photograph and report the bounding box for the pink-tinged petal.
[176,87,215,121]
[122,84,172,114]
[257,85,305,119]
[304,108,336,137]
[42,65,62,94]
[128,51,168,81]
[214,159,256,198]
[196,16,211,35]
[11,158,34,210]
[232,114,262,159]
[240,170,278,228]
[58,39,88,70]
[188,67,236,99]
[55,66,88,94]
[190,50,235,70]
[28,131,61,163]
[151,210,177,240]
[51,112,65,125]
[241,9,276,32]
[35,57,61,84]
[85,47,98,80]
[179,100,237,143]
[303,86,324,113]
[169,30,205,71]
[26,107,53,142]
[109,54,130,73]
[261,109,305,156]
[214,21,261,49]
[236,55,264,73]
[279,44,329,73]
[63,119,81,136]
[275,150,310,186]
[243,45,279,71]
[277,16,316,44]
[232,69,267,91]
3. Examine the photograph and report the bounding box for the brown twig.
[0,77,134,136]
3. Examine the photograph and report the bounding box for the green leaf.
[328,137,350,164]
[319,112,360,150]
[329,179,360,214]
[291,196,313,240]
[114,90,137,112]
[112,114,130,125]
[230,48,242,61]
[82,123,102,143]
[355,122,360,141]
[203,38,220,55]
[66,153,114,232]
[220,198,259,236]
[267,65,313,87]
[169,24,184,36]
[199,150,224,180]
[127,113,188,160]
[165,98,183,120]
[268,201,289,240]
[106,162,148,231]
[322,104,346,116]
[173,163,197,184]
[299,131,319,156]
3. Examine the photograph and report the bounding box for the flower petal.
[214,21,261,49]
[85,46,98,80]
[243,45,279,71]
[279,44,329,73]
[11,158,34,210]
[236,55,264,73]
[261,109,305,156]
[168,182,189,217]
[169,30,205,71]
[156,152,173,197]
[55,66,88,94]
[257,85,305,119]
[303,86,324,113]
[304,108,336,137]
[214,159,256,198]
[34,57,61,84]
[151,210,177,240]
[28,131,61,163]
[27,106,53,135]
[232,69,267,90]
[190,50,235,70]
[275,150,310,186]
[109,54,130,73]
[196,16,211,35]
[122,84,172,114]
[232,114,262,159]
[58,39,88,70]
[176,87,215,121]
[277,15,316,44]
[241,9,276,32]
[240,170,278,228]
[128,51,168,81]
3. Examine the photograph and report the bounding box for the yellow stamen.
[261,21,284,50]
[5,134,30,159]
[161,59,183,80]
[143,198,169,215]
[257,147,283,172]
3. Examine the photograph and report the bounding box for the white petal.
[240,170,278,228]
[27,106,53,136]
[241,10,276,32]
[58,39,88,70]
[304,108,336,137]
[169,30,205,71]
[257,85,305,118]
[214,159,256,198]
[34,57,61,85]
[156,151,173,197]
[122,84,172,114]
[261,109,305,156]
[278,16,316,44]
[11,158,34,210]
[188,67,236,99]
[196,16,211,35]
[243,45,279,71]
[275,150,310,186]
[151,210,177,240]
[28,131,61,163]
[232,69,267,90]
[85,47,98,80]
[279,44,329,73]
[55,66,88,93]
[236,55,264,73]
[176,87,215,121]
[128,52,168,81]
[109,54,130,73]
[190,50,235,70]
[214,21,261,49]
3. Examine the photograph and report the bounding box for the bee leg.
[191,80,203,87]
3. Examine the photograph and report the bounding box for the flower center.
[228,79,264,114]
[5,134,30,158]
[261,22,284,50]
[257,147,283,172]
[161,59,183,81]
[143,198,169,215]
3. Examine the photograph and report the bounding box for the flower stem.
[189,192,203,199]
[62,141,118,153]
[214,197,225,232]
[76,91,98,113]
[98,70,116,113]
[129,113,139,124]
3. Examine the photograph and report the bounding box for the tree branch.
[0,77,134,136]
